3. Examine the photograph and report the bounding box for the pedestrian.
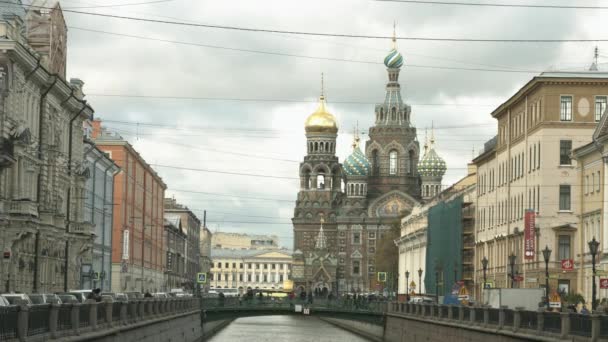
[144,291,153,298]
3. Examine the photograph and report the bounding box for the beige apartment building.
[573,112,608,303]
[474,71,608,299]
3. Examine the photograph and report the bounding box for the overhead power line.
[5,2,608,43]
[68,27,539,73]
[374,0,608,10]
[62,0,176,10]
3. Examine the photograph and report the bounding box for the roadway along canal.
[207,315,372,341]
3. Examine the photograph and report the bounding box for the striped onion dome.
[418,148,446,177]
[384,49,404,69]
[344,145,370,177]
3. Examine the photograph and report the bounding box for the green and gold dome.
[344,142,370,177]
[384,49,404,69]
[418,135,446,177]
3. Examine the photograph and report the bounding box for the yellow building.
[474,71,608,298]
[573,111,608,303]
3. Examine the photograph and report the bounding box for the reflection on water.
[207,315,371,342]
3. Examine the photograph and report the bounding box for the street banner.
[524,209,535,260]
[600,279,608,289]
[561,259,574,271]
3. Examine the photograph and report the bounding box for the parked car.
[0,296,10,306]
[29,294,62,304]
[56,294,79,304]
[152,293,169,299]
[125,292,143,300]
[66,290,94,303]
[1,294,32,305]
[101,292,128,302]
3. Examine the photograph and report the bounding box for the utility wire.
[373,0,608,10]
[61,0,177,10]
[68,27,539,73]
[5,1,608,43]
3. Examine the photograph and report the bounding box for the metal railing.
[27,304,50,336]
[0,298,200,342]
[388,302,608,341]
[0,306,18,340]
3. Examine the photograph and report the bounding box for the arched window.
[425,185,429,197]
[303,169,311,189]
[391,107,396,120]
[389,150,398,175]
[314,142,318,152]
[355,184,360,196]
[408,150,415,174]
[372,150,379,175]
[319,142,324,152]
[317,172,325,190]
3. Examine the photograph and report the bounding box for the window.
[558,235,571,260]
[210,273,214,281]
[248,263,252,269]
[559,185,571,211]
[408,150,415,174]
[560,96,572,121]
[389,150,398,175]
[247,274,252,282]
[255,275,259,282]
[592,173,596,193]
[256,263,260,269]
[263,275,267,283]
[353,232,361,244]
[596,96,607,122]
[239,274,243,281]
[585,175,589,195]
[598,171,601,192]
[232,262,236,268]
[353,261,360,275]
[239,263,243,269]
[225,262,229,268]
[279,274,284,282]
[559,140,572,165]
[372,150,379,175]
[369,232,375,238]
[264,264,268,269]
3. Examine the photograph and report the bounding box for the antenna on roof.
[590,46,599,71]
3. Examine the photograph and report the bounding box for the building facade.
[199,224,212,292]
[209,248,292,292]
[92,120,167,293]
[82,141,119,291]
[163,218,186,291]
[396,163,476,297]
[473,71,608,299]
[292,35,434,294]
[211,232,278,250]
[164,198,201,291]
[0,2,95,293]
[573,111,608,303]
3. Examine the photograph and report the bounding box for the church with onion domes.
[291,32,447,295]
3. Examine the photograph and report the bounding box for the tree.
[374,222,400,295]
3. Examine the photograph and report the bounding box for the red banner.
[600,279,608,289]
[561,259,574,271]
[524,210,536,260]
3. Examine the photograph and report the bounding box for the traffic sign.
[378,272,387,282]
[196,273,207,284]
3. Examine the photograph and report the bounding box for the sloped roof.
[210,248,292,259]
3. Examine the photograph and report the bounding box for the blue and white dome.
[344,145,370,177]
[384,49,404,69]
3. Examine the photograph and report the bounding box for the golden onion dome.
[305,95,338,134]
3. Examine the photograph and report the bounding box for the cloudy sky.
[39,0,608,247]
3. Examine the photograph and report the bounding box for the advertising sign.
[600,279,608,289]
[561,259,574,271]
[549,292,562,308]
[524,209,536,260]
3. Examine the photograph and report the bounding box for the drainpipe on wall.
[64,99,88,292]
[32,74,58,294]
[107,168,119,291]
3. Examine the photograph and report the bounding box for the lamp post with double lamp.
[508,253,516,288]
[405,270,410,297]
[542,246,551,309]
[435,261,442,303]
[418,268,423,294]
[588,237,600,311]
[481,256,488,291]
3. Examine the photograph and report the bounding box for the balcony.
[0,138,15,168]
[8,200,38,217]
[70,221,94,235]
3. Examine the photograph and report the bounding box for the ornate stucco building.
[0,1,95,293]
[292,34,444,294]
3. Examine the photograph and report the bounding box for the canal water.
[207,315,372,341]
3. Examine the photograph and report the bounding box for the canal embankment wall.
[319,317,384,342]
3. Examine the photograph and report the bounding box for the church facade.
[291,36,447,294]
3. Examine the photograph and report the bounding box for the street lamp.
[542,246,551,309]
[435,261,443,303]
[405,270,410,297]
[588,237,600,311]
[418,268,423,294]
[481,256,488,290]
[508,253,516,288]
